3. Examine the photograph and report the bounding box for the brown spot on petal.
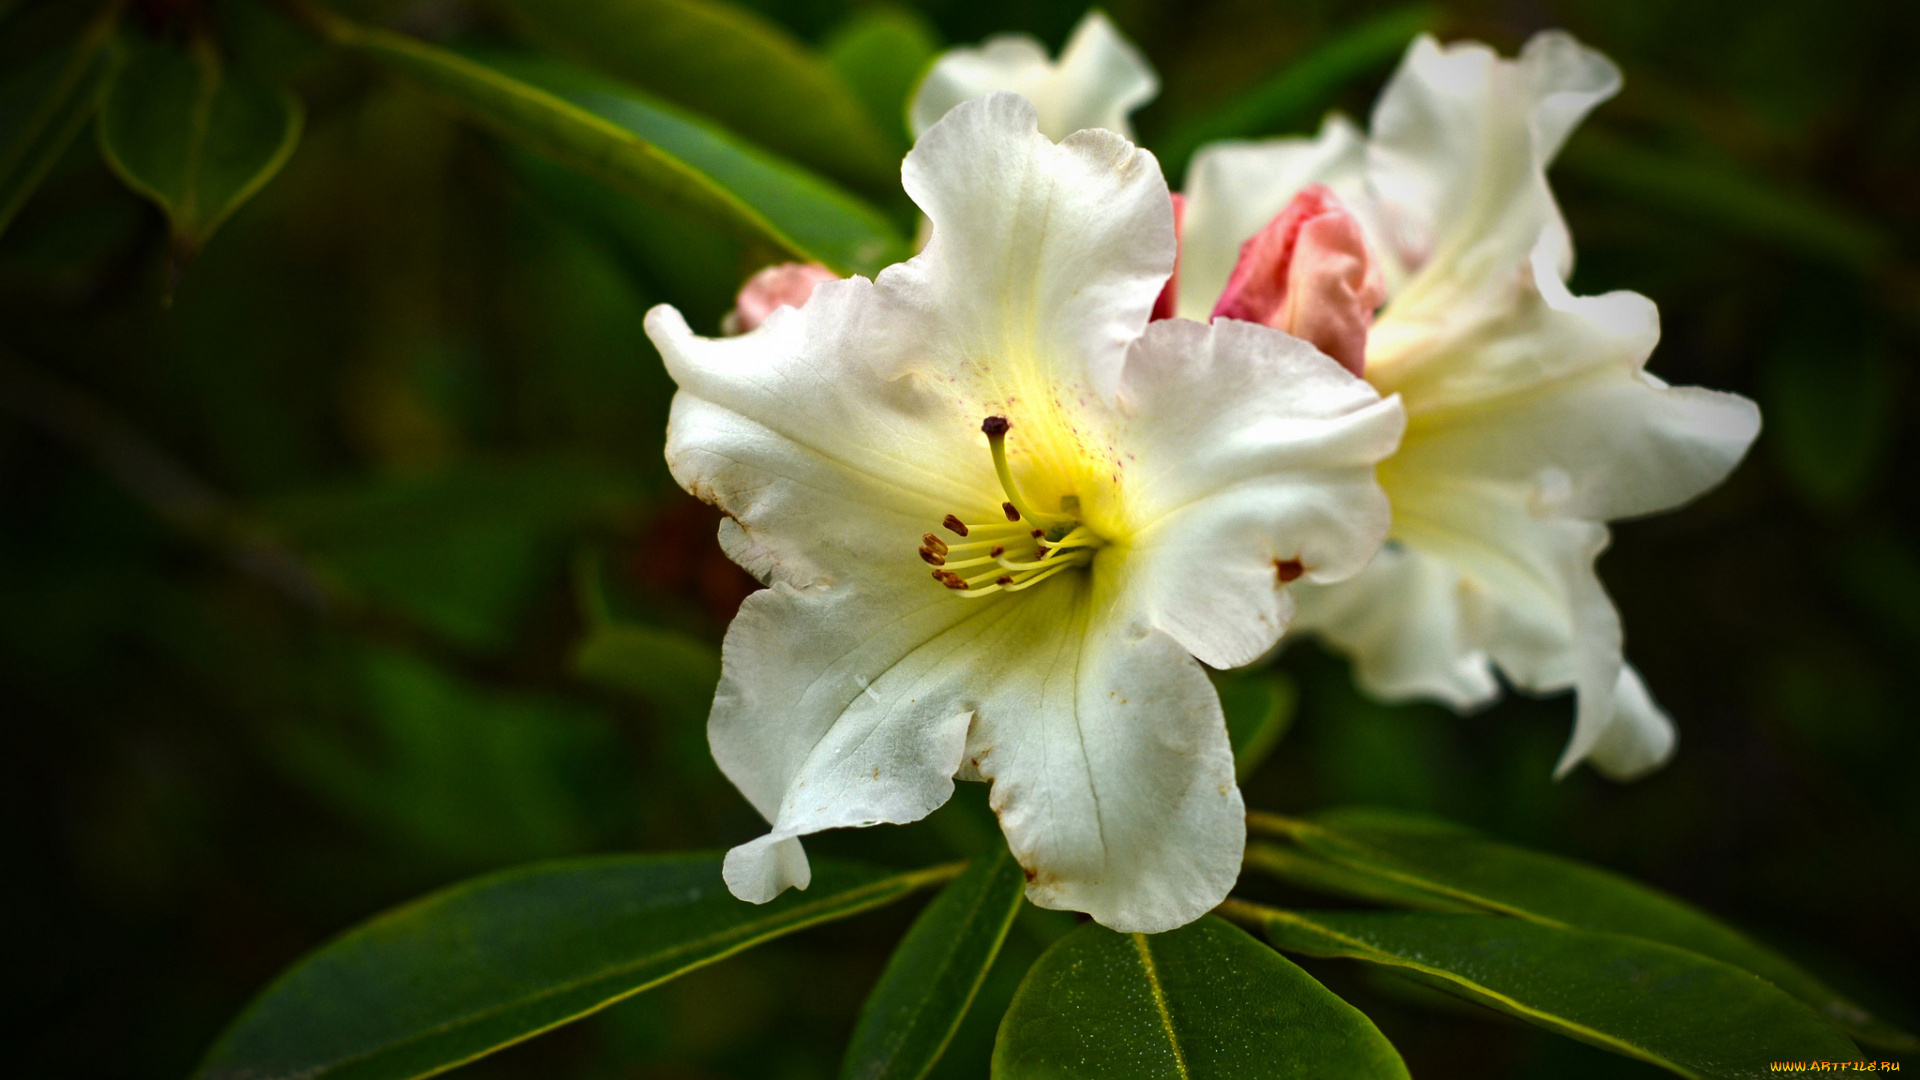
[1275,558,1305,583]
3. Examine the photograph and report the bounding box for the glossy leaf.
[1217,670,1297,780]
[195,856,958,1080]
[824,7,941,154]
[1256,808,1913,1049]
[0,4,119,235]
[843,849,1026,1080]
[299,10,811,268]
[1244,843,1476,912]
[495,0,899,190]
[1157,5,1437,179]
[482,52,908,276]
[1259,909,1861,1078]
[97,35,302,256]
[992,915,1409,1080]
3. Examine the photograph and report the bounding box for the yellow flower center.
[918,416,1106,598]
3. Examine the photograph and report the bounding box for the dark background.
[4,0,1917,1076]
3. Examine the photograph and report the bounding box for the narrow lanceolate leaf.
[299,6,905,275]
[1258,909,1861,1079]
[1243,844,1477,912]
[493,0,900,190]
[842,850,1026,1080]
[1252,808,1915,1050]
[0,3,121,235]
[992,916,1409,1080]
[483,53,908,276]
[1156,5,1438,179]
[194,856,957,1080]
[96,35,302,258]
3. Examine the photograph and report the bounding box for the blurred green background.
[4,0,1917,1076]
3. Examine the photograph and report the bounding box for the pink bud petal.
[1210,185,1385,375]
[1150,192,1185,322]
[726,263,840,335]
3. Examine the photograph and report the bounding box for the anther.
[943,515,969,537]
[1030,528,1044,538]
[982,415,1011,437]
[996,575,1013,586]
[1003,502,1020,522]
[922,533,949,555]
[919,547,945,566]
[990,545,1004,557]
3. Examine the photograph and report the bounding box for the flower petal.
[1177,115,1371,321]
[1289,545,1501,710]
[893,92,1174,405]
[650,290,995,590]
[964,573,1244,933]
[1583,664,1677,781]
[1110,318,1404,668]
[909,12,1157,142]
[1365,32,1618,305]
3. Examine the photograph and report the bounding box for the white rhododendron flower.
[647,94,1405,932]
[909,10,1156,142]
[1175,33,1762,779]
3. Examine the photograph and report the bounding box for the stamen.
[919,547,945,566]
[1003,502,1020,522]
[943,515,969,537]
[922,534,949,556]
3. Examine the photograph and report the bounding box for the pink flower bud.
[1150,192,1185,322]
[1210,185,1385,375]
[725,263,840,334]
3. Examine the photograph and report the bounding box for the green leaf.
[1254,808,1914,1049]
[992,915,1409,1080]
[572,620,721,724]
[1244,844,1477,912]
[96,34,303,258]
[494,0,899,191]
[1156,5,1437,180]
[194,855,959,1080]
[1557,128,1888,272]
[823,7,941,154]
[482,51,908,276]
[1258,909,1861,1078]
[843,849,1026,1080]
[0,4,120,236]
[1217,670,1296,780]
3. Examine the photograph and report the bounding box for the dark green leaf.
[992,915,1409,1079]
[1257,808,1913,1049]
[1244,844,1477,912]
[0,4,119,235]
[1156,5,1437,180]
[823,7,941,155]
[1558,128,1887,271]
[97,35,302,256]
[195,855,959,1080]
[299,10,815,269]
[843,850,1025,1080]
[1217,670,1296,780]
[494,0,899,190]
[1259,909,1861,1078]
[483,52,908,276]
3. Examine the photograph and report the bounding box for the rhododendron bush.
[4,0,1915,1077]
